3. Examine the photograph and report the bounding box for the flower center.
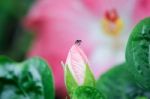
[101,9,124,37]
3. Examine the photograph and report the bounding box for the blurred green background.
[0,0,34,61]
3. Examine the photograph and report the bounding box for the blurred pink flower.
[24,0,150,98]
[133,0,150,24]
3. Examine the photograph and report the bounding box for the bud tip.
[75,40,82,46]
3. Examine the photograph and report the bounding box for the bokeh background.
[0,0,150,98]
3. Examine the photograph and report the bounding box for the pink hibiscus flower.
[24,0,150,98]
[133,0,150,24]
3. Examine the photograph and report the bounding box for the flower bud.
[63,42,95,94]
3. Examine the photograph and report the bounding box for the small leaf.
[65,65,78,94]
[83,64,95,87]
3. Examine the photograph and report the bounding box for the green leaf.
[83,64,96,87]
[96,63,150,99]
[0,56,54,99]
[71,86,105,99]
[136,96,148,99]
[125,17,150,89]
[64,65,78,94]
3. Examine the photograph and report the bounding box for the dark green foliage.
[126,17,150,89]
[96,63,150,99]
[0,56,54,99]
[71,86,105,99]
[0,0,35,61]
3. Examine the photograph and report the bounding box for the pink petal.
[133,0,150,24]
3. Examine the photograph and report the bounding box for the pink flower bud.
[65,43,89,85]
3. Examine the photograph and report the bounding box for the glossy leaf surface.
[96,63,150,99]
[0,56,54,99]
[126,17,150,89]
